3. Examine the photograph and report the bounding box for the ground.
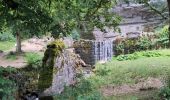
[1,39,170,99]
[0,38,49,67]
[90,50,170,99]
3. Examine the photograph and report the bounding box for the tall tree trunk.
[167,0,170,47]
[16,31,22,53]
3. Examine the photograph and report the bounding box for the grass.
[90,56,170,87]
[105,90,159,100]
[24,52,43,67]
[0,41,15,51]
[5,54,17,60]
[83,49,170,99]
[51,49,170,100]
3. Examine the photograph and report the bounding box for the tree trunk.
[16,32,22,53]
[167,0,170,47]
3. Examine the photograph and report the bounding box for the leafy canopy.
[0,0,120,38]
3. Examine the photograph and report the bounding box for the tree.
[0,0,120,53]
[167,0,170,47]
[128,0,170,46]
[0,0,52,53]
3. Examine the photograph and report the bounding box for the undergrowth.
[54,74,103,100]
[116,50,168,61]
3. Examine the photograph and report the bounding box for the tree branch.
[145,1,168,19]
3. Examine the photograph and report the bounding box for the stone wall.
[74,40,114,65]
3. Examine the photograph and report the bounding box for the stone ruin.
[40,50,83,97]
[37,40,86,99]
[74,39,114,65]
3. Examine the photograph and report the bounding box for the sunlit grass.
[89,49,170,87]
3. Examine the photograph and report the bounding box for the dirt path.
[0,52,26,68]
[0,38,50,67]
[100,77,163,97]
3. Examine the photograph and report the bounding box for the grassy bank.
[56,49,170,100]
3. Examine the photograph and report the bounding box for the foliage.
[115,25,169,56]
[0,67,17,99]
[90,49,170,88]
[0,0,52,37]
[95,66,111,76]
[156,25,169,48]
[25,52,43,67]
[159,87,170,100]
[116,54,139,61]
[48,40,65,56]
[70,29,80,40]
[142,51,161,57]
[137,36,153,50]
[0,0,120,39]
[0,41,15,51]
[115,42,125,55]
[42,40,65,68]
[54,75,103,100]
[159,73,170,99]
[5,54,17,60]
[116,51,162,61]
[0,32,15,41]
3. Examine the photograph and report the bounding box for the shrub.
[5,54,17,60]
[159,73,170,99]
[159,87,170,99]
[25,53,43,67]
[141,51,161,57]
[158,25,169,39]
[137,36,152,50]
[116,51,162,61]
[116,53,139,61]
[0,32,15,41]
[95,67,111,76]
[71,29,80,40]
[0,67,17,99]
[156,25,169,48]
[115,42,125,55]
[54,76,103,100]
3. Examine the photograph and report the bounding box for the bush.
[159,74,170,99]
[54,76,103,100]
[25,53,43,67]
[95,67,111,76]
[141,51,161,57]
[116,51,162,61]
[137,36,153,50]
[0,67,17,99]
[0,32,15,41]
[116,53,139,61]
[156,25,169,48]
[159,87,170,99]
[115,42,125,55]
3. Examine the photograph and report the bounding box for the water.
[93,40,113,62]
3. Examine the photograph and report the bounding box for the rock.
[31,40,88,98]
[39,50,83,97]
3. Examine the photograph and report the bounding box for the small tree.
[167,0,170,47]
[0,0,52,53]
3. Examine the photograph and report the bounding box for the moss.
[38,39,65,92]
[42,39,65,67]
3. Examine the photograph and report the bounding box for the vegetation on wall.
[0,67,17,99]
